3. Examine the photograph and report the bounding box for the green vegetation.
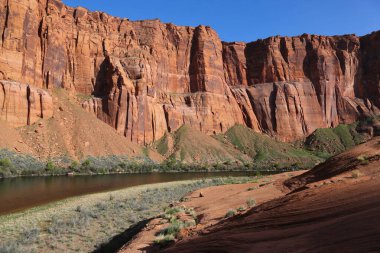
[305,124,356,155]
[356,155,369,165]
[0,149,45,177]
[154,234,175,246]
[351,170,361,179]
[0,177,255,253]
[156,132,170,155]
[305,116,379,156]
[246,198,256,208]
[0,150,163,178]
[1,116,378,178]
[154,125,250,165]
[225,209,237,218]
[217,124,322,169]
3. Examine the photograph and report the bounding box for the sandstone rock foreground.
[0,0,379,144]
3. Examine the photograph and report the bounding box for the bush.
[357,155,369,165]
[246,198,256,208]
[45,161,55,171]
[161,219,183,236]
[0,158,12,168]
[225,209,236,218]
[22,228,40,242]
[69,161,79,170]
[154,234,175,246]
[351,170,360,179]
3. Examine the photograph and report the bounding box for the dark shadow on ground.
[92,218,153,253]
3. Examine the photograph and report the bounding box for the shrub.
[0,242,19,253]
[180,196,189,202]
[45,161,55,171]
[357,155,369,165]
[22,228,40,242]
[164,207,182,215]
[95,203,107,211]
[184,219,196,227]
[351,170,360,179]
[0,158,12,168]
[69,161,79,170]
[237,206,246,212]
[246,198,256,208]
[154,234,175,246]
[225,209,236,218]
[161,219,183,236]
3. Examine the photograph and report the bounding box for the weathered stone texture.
[0,80,53,126]
[0,0,379,143]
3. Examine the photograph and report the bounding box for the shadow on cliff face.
[93,218,152,253]
[94,57,114,98]
[92,57,116,120]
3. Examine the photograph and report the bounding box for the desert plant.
[225,209,236,218]
[357,155,369,165]
[161,219,184,236]
[45,160,55,171]
[0,158,12,168]
[351,170,360,179]
[154,234,175,246]
[246,198,256,208]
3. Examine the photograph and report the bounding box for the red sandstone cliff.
[0,0,379,144]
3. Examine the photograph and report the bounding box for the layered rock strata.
[0,0,379,143]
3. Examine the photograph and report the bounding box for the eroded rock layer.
[0,0,379,143]
[0,80,53,127]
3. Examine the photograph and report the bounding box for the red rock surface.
[0,0,379,143]
[0,80,53,127]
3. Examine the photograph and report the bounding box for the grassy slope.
[216,125,321,168]
[305,122,373,156]
[154,124,321,169]
[154,125,251,165]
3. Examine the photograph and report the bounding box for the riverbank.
[0,177,257,253]
[119,171,304,252]
[0,167,296,179]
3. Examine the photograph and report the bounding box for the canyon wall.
[0,0,379,143]
[0,80,53,127]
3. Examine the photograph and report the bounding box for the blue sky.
[62,0,380,42]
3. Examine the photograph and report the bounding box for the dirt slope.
[1,89,162,161]
[285,137,380,189]
[0,120,32,154]
[160,138,380,253]
[119,172,303,253]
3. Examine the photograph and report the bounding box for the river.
[0,172,261,216]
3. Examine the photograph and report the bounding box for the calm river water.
[0,172,261,216]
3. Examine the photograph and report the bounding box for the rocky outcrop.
[224,35,379,141]
[0,0,379,143]
[0,80,53,127]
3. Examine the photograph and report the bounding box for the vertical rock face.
[0,0,379,143]
[0,80,53,127]
[223,35,378,141]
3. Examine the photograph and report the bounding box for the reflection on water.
[0,172,259,216]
